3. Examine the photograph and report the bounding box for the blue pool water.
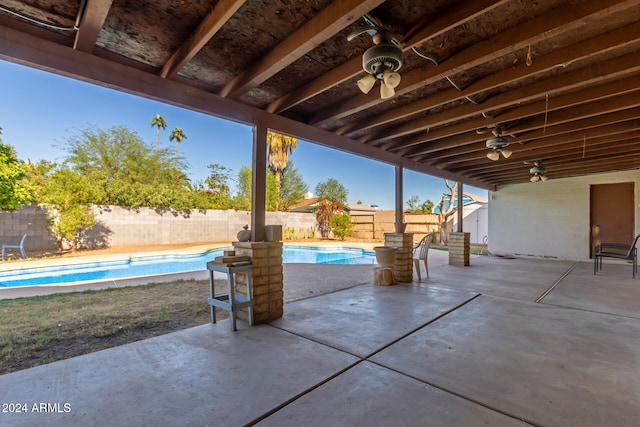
[0,246,375,288]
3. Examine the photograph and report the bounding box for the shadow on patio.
[1,253,639,426]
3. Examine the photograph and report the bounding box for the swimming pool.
[0,246,375,288]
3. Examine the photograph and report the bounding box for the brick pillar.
[449,232,470,266]
[232,241,284,323]
[384,232,414,282]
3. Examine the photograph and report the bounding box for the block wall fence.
[0,205,317,252]
[0,205,445,254]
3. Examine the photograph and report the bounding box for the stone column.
[449,232,470,266]
[384,232,414,282]
[232,241,284,323]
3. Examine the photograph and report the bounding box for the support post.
[457,181,464,233]
[395,165,404,233]
[251,123,267,242]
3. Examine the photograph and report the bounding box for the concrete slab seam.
[538,301,640,321]
[366,361,541,427]
[364,293,482,361]
[244,359,364,426]
[535,261,580,303]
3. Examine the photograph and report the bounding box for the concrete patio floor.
[1,252,640,426]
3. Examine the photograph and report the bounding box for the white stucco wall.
[452,202,488,245]
[488,170,640,260]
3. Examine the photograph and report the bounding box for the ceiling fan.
[348,26,403,99]
[477,125,512,161]
[527,161,549,182]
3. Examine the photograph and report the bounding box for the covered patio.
[2,2,640,425]
[2,254,639,426]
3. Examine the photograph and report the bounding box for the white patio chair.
[2,234,27,260]
[413,234,433,280]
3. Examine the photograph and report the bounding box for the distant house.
[288,193,379,214]
[434,193,488,245]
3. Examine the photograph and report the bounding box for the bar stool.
[206,261,254,331]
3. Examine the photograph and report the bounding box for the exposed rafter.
[73,0,113,52]
[1,0,640,189]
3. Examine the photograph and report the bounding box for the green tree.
[63,125,189,207]
[279,160,308,211]
[314,178,348,239]
[234,166,277,211]
[204,163,232,198]
[329,212,354,241]
[37,167,98,249]
[406,195,434,214]
[150,114,167,155]
[169,127,187,169]
[0,128,34,210]
[267,130,297,210]
[315,177,348,204]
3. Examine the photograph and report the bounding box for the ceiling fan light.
[487,151,500,161]
[501,149,512,158]
[530,175,540,182]
[380,81,395,99]
[383,69,401,89]
[357,74,376,94]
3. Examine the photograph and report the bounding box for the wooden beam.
[220,0,385,99]
[395,166,403,232]
[73,0,113,52]
[468,139,640,180]
[375,50,640,150]
[0,24,494,191]
[252,122,267,242]
[345,22,640,139]
[456,182,463,233]
[432,117,640,167]
[267,0,508,114]
[411,94,640,162]
[462,134,640,177]
[311,0,638,126]
[161,0,245,79]
[388,75,640,155]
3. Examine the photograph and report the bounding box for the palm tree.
[169,127,187,169]
[150,114,167,155]
[267,130,297,210]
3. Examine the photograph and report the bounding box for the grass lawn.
[0,279,229,375]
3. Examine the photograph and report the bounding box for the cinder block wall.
[0,205,57,252]
[88,206,317,247]
[0,205,317,250]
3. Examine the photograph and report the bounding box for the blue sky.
[0,60,487,209]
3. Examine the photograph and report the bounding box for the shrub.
[329,212,354,241]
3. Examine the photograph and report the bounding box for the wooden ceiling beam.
[220,0,385,99]
[460,132,640,176]
[375,51,640,150]
[266,0,508,114]
[430,116,640,167]
[73,0,113,53]
[469,140,640,180]
[311,0,638,126]
[387,67,640,155]
[488,155,640,184]
[0,23,494,191]
[343,21,640,138]
[409,93,640,161]
[160,0,245,79]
